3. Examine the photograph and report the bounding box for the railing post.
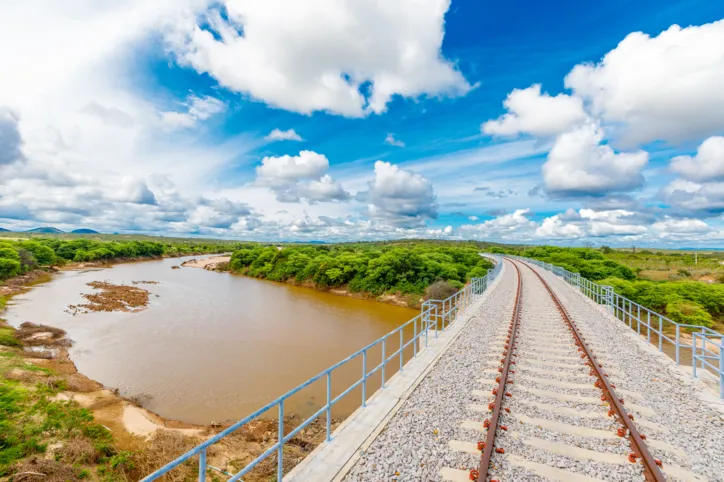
[434,305,439,338]
[692,334,698,379]
[199,448,207,482]
[425,314,429,348]
[277,401,284,481]
[362,350,367,407]
[413,318,418,357]
[676,324,681,365]
[399,329,403,372]
[326,372,331,442]
[658,316,663,351]
[719,338,724,399]
[647,311,651,343]
[381,338,386,388]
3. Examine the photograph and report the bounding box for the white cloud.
[255,151,350,203]
[161,94,225,129]
[535,215,583,239]
[165,0,472,117]
[256,151,330,187]
[468,215,478,221]
[0,108,23,166]
[385,133,405,147]
[361,161,437,227]
[662,179,724,215]
[651,217,710,236]
[482,84,587,137]
[565,20,724,145]
[670,136,724,182]
[459,209,537,240]
[265,128,303,142]
[298,175,351,202]
[579,209,647,236]
[543,123,648,196]
[112,177,157,205]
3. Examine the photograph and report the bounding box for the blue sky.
[1,0,724,246]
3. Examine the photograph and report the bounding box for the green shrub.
[0,258,21,280]
[665,300,713,327]
[228,242,492,297]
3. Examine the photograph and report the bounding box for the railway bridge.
[143,256,724,482]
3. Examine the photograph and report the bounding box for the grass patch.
[0,328,20,347]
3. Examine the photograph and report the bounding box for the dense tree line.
[491,245,718,328]
[229,242,493,298]
[0,237,234,280]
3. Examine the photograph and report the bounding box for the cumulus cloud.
[651,217,710,237]
[0,108,23,166]
[579,209,647,236]
[113,177,157,205]
[565,20,724,145]
[670,136,724,182]
[360,161,437,228]
[297,175,351,202]
[482,84,587,137]
[459,209,536,240]
[257,151,329,186]
[385,133,405,147]
[165,0,472,117]
[265,128,303,142]
[255,150,350,203]
[661,179,724,216]
[543,123,648,197]
[535,215,583,239]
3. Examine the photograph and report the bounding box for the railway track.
[442,258,682,482]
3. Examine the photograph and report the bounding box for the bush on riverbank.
[0,237,237,281]
[229,242,493,299]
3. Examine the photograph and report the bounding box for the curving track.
[441,258,701,482]
[345,257,721,482]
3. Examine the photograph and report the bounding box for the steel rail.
[516,258,666,482]
[476,259,522,480]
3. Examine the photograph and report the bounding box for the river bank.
[225,267,424,309]
[0,254,408,480]
[0,269,341,480]
[0,251,222,300]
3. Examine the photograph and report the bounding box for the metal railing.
[507,254,724,398]
[142,257,503,481]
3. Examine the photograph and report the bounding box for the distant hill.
[0,227,9,232]
[71,229,99,234]
[26,227,65,234]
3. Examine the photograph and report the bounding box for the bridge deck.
[306,260,724,482]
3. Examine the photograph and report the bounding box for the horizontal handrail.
[506,254,724,399]
[142,257,503,481]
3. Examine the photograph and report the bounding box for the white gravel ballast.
[341,258,723,482]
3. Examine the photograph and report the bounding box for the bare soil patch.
[181,255,231,271]
[67,281,151,314]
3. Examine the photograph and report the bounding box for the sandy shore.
[181,255,231,270]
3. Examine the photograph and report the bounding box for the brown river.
[4,256,418,425]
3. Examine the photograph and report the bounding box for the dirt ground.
[181,256,231,271]
[66,281,151,314]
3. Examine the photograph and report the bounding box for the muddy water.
[4,256,418,424]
